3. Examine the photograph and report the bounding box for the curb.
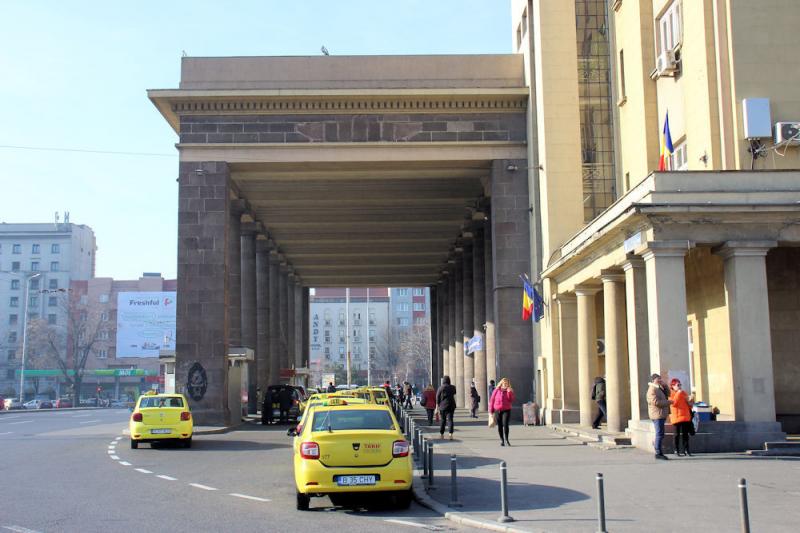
[0,407,109,415]
[193,421,246,435]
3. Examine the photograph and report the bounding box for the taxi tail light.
[132,413,142,422]
[392,440,410,458]
[300,442,320,459]
[180,411,191,421]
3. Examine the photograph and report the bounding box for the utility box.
[742,98,772,139]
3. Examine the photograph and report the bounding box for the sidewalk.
[405,408,800,532]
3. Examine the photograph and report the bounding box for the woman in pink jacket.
[489,378,515,446]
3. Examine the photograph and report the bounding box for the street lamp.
[19,272,42,402]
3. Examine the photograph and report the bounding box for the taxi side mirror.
[287,427,297,437]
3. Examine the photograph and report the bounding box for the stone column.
[640,241,691,382]
[601,270,630,432]
[429,285,439,385]
[576,285,600,427]
[484,218,497,389]
[175,161,232,426]
[268,249,280,388]
[447,265,456,386]
[287,272,296,374]
[240,222,258,414]
[454,256,465,408]
[490,159,533,408]
[622,255,650,421]
[255,237,270,400]
[472,225,488,411]
[440,275,450,380]
[227,201,244,349]
[294,281,303,370]
[462,238,475,400]
[279,262,289,379]
[556,294,580,422]
[302,287,310,370]
[716,241,778,422]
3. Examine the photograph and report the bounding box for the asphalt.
[0,408,479,533]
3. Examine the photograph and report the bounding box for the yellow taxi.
[129,391,193,449]
[299,390,359,413]
[354,387,390,406]
[292,399,412,510]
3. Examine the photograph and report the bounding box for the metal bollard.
[414,428,420,458]
[498,461,514,522]
[739,478,751,533]
[427,441,435,488]
[418,429,425,462]
[596,473,607,533]
[449,454,462,507]
[422,438,429,477]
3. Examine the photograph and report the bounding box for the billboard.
[116,292,176,358]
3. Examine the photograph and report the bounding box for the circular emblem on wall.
[187,362,208,402]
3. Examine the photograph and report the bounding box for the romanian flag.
[521,276,545,322]
[658,111,674,171]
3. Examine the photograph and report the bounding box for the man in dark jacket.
[326,382,336,393]
[436,375,457,440]
[278,387,292,423]
[591,376,606,429]
[261,388,274,425]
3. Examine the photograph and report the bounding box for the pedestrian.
[469,382,480,418]
[436,375,457,440]
[326,382,336,393]
[669,378,694,456]
[261,387,274,425]
[403,382,413,409]
[591,376,607,429]
[278,386,292,424]
[396,384,405,407]
[489,378,515,446]
[647,373,673,460]
[422,384,436,425]
[488,379,496,399]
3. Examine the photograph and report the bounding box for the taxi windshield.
[373,390,387,399]
[139,396,184,408]
[311,410,394,432]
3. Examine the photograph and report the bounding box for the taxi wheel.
[394,489,412,510]
[130,440,138,449]
[183,437,192,449]
[296,491,310,511]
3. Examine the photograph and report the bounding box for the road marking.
[0,432,12,436]
[189,483,217,491]
[384,519,443,531]
[79,420,100,424]
[110,455,119,460]
[135,468,153,474]
[107,450,115,454]
[9,421,32,425]
[108,446,116,450]
[115,436,122,441]
[3,525,43,533]
[119,461,131,466]
[0,415,21,420]
[157,475,177,481]
[229,493,271,502]
[72,414,91,417]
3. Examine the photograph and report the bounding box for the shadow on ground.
[144,438,290,452]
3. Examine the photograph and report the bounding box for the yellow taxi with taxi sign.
[354,387,390,406]
[292,399,412,510]
[129,391,193,449]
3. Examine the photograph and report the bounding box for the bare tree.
[28,291,109,404]
[394,323,431,387]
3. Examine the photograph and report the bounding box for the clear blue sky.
[0,1,511,279]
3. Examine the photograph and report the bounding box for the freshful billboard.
[116,292,176,358]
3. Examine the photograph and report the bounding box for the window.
[369,346,376,357]
[80,311,87,322]
[323,347,330,358]
[397,303,410,312]
[101,312,109,322]
[9,314,17,325]
[369,329,376,342]
[9,297,18,308]
[48,314,57,325]
[96,349,107,359]
[31,244,40,254]
[397,288,409,296]
[398,318,410,326]
[413,288,424,296]
[30,279,39,291]
[657,1,682,55]
[99,294,109,303]
[7,350,16,361]
[339,333,345,344]
[339,346,345,355]
[10,279,19,290]
[50,261,60,272]
[618,49,626,102]
[11,261,20,272]
[28,313,38,321]
[6,369,14,380]
[413,303,426,311]
[80,295,88,305]
[671,141,688,170]
[51,244,60,254]
[48,279,58,290]
[415,317,427,325]
[30,261,39,272]
[8,332,17,343]
[48,296,57,307]
[324,331,331,344]
[30,296,39,307]
[99,330,109,340]
[12,244,21,254]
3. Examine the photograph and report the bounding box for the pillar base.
[548,408,580,425]
[627,419,786,454]
[192,408,231,427]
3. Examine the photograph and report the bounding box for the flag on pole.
[658,111,674,171]
[521,276,545,322]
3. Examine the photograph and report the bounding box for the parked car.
[23,399,52,409]
[54,398,73,408]
[110,400,128,408]
[4,398,24,410]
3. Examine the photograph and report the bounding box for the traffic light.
[96,386,102,393]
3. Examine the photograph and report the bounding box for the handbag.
[434,408,441,422]
[488,412,497,428]
[420,395,427,407]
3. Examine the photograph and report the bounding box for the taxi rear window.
[311,410,394,431]
[373,390,387,399]
[139,396,184,408]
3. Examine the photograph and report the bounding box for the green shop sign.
[16,369,159,377]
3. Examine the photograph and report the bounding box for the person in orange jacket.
[669,378,694,456]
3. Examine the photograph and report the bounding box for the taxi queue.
[127,387,412,511]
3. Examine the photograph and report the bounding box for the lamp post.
[19,272,42,402]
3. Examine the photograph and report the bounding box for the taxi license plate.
[151,429,172,434]
[336,475,376,486]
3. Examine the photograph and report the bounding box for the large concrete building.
[150,0,800,453]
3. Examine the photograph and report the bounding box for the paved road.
[0,410,474,533]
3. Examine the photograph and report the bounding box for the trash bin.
[694,402,713,422]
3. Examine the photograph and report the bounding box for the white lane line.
[135,468,153,474]
[115,436,122,441]
[9,421,32,425]
[107,450,115,455]
[229,493,271,502]
[79,420,100,424]
[110,455,120,460]
[189,483,217,491]
[157,475,177,481]
[0,415,21,420]
[72,414,91,418]
[0,432,12,436]
[108,446,116,450]
[384,519,443,531]
[3,525,44,533]
[119,461,131,466]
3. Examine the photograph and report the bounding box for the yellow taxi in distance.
[292,400,412,510]
[354,387,389,406]
[129,391,193,449]
[299,391,359,413]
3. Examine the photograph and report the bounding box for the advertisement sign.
[116,292,176,358]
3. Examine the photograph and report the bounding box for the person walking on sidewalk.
[669,378,694,456]
[422,384,436,425]
[591,376,607,429]
[403,382,414,409]
[436,375,457,440]
[488,379,496,399]
[469,383,480,418]
[647,373,673,460]
[489,378,515,446]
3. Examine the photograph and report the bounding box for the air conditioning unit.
[655,49,678,76]
[775,122,800,145]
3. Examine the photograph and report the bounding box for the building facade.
[0,221,96,397]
